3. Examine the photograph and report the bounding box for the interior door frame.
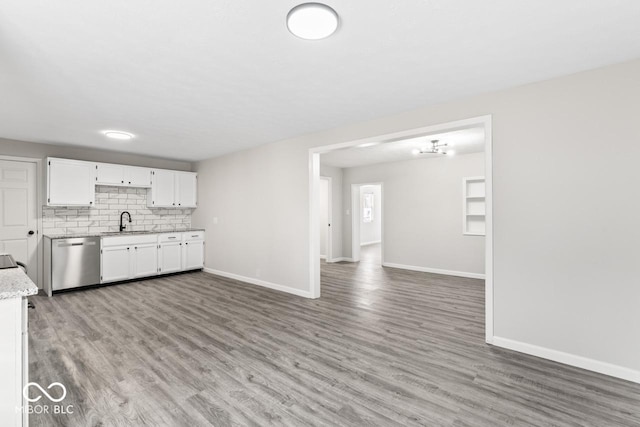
[308,115,493,343]
[0,155,43,288]
[319,176,332,262]
[351,182,384,263]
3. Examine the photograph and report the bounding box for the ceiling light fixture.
[411,140,448,155]
[287,3,339,40]
[103,130,134,141]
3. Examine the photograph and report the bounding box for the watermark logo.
[23,382,67,402]
[17,381,74,415]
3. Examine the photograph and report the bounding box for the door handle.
[28,230,35,235]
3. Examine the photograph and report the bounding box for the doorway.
[351,183,383,264]
[0,157,39,284]
[308,115,493,343]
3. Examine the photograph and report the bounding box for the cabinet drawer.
[159,233,182,243]
[183,231,204,241]
[102,234,157,247]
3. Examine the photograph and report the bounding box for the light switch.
[213,217,218,224]
[346,209,350,215]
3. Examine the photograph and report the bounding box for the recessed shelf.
[463,176,486,236]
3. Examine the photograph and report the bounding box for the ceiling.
[321,127,484,168]
[1,1,639,161]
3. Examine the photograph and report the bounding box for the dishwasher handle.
[56,241,97,247]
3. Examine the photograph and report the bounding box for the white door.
[0,160,38,283]
[126,167,152,187]
[101,246,131,282]
[159,242,182,274]
[48,158,95,206]
[133,243,158,278]
[151,170,175,207]
[96,163,125,185]
[176,172,197,207]
[318,178,330,260]
[183,240,204,270]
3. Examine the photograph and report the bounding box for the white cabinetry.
[176,172,197,207]
[47,158,95,206]
[101,235,158,283]
[132,243,158,278]
[101,246,131,282]
[96,163,152,187]
[149,170,176,207]
[0,297,28,427]
[148,170,197,208]
[158,233,182,274]
[183,231,204,270]
[101,232,203,283]
[127,167,153,187]
[47,157,194,208]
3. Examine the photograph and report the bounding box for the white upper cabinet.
[96,163,152,187]
[148,170,197,208]
[95,163,126,185]
[126,167,152,187]
[47,158,95,206]
[47,157,192,208]
[176,172,197,208]
[149,169,176,207]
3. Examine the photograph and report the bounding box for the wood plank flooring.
[28,244,640,426]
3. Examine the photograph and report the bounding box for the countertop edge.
[44,228,205,239]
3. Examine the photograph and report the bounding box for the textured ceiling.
[1,1,639,161]
[321,128,484,168]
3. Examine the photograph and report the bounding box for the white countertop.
[0,255,38,300]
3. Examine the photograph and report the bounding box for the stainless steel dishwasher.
[43,236,101,296]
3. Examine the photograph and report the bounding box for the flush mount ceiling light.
[103,130,134,141]
[411,140,449,155]
[287,3,339,40]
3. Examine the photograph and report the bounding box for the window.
[363,192,374,223]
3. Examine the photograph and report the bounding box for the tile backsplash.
[42,186,192,236]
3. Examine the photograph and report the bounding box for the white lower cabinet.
[101,235,158,283]
[0,297,28,427]
[183,240,204,270]
[133,243,158,278]
[101,232,203,283]
[158,233,182,274]
[101,246,131,283]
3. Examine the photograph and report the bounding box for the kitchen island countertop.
[0,254,38,299]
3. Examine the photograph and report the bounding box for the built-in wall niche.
[463,176,485,236]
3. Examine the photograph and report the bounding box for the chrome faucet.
[120,211,132,232]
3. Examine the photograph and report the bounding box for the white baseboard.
[319,255,327,260]
[328,257,354,263]
[203,268,313,298]
[361,240,381,246]
[492,336,640,384]
[382,262,485,279]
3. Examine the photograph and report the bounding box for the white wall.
[193,58,640,379]
[346,154,484,275]
[359,185,381,245]
[318,178,329,258]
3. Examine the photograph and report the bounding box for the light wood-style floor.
[28,244,640,426]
